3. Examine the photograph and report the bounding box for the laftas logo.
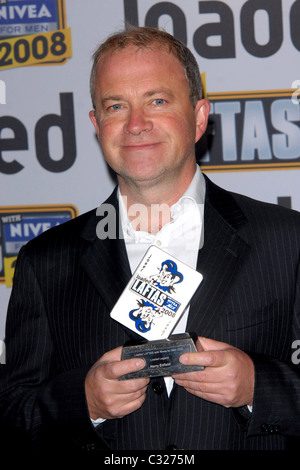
[198,88,300,172]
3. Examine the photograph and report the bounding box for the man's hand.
[173,337,254,408]
[85,346,149,420]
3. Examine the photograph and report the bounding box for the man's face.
[140,307,153,320]
[159,269,173,286]
[90,45,209,191]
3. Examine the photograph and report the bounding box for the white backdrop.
[0,0,299,360]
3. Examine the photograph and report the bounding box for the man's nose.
[124,107,153,135]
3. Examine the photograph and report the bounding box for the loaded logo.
[0,0,72,69]
[198,88,300,172]
[0,204,77,286]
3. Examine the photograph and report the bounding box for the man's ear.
[89,109,100,138]
[194,99,210,143]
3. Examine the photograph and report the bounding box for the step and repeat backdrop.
[0,0,300,362]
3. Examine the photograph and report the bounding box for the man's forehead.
[94,46,189,99]
[97,43,180,70]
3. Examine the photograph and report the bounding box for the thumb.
[197,337,235,352]
[99,345,123,364]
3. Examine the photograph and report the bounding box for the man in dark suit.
[0,26,300,453]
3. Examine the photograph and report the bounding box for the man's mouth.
[123,142,160,149]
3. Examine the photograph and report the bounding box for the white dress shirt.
[92,166,206,424]
[119,166,205,394]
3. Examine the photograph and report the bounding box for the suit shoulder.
[227,191,300,250]
[204,175,300,237]
[205,174,300,232]
[23,208,97,253]
[231,190,300,223]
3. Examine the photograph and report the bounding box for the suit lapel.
[187,176,250,336]
[80,188,131,313]
[79,177,250,340]
[80,189,143,342]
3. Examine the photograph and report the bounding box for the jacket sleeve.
[0,247,107,452]
[246,256,300,437]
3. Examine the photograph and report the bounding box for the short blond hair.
[90,25,203,109]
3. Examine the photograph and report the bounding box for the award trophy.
[110,246,204,380]
[120,331,203,380]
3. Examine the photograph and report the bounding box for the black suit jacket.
[0,175,300,453]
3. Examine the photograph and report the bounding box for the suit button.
[261,424,270,433]
[270,425,280,433]
[81,442,97,451]
[261,424,280,434]
[152,381,164,395]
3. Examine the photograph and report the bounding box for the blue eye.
[153,98,165,105]
[109,104,122,111]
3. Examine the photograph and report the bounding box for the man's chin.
[118,169,167,187]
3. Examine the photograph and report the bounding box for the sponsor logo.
[0,0,72,69]
[0,92,77,174]
[198,89,300,172]
[0,204,78,286]
[0,78,5,103]
[124,0,300,171]
[124,0,300,59]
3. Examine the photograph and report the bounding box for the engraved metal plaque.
[119,332,204,380]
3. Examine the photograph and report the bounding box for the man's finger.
[179,349,228,369]
[101,356,146,381]
[197,336,236,352]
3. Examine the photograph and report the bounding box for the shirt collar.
[171,165,205,212]
[118,165,205,240]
